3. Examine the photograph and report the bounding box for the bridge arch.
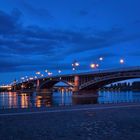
[22,81,36,89]
[39,79,74,89]
[79,72,140,90]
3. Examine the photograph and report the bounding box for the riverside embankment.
[0,103,140,140]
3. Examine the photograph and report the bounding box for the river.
[0,91,140,109]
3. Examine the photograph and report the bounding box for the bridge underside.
[39,80,74,89]
[79,76,140,91]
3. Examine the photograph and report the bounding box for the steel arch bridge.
[13,66,140,93]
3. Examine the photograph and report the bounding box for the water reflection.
[98,91,140,103]
[53,91,72,106]
[0,91,140,109]
[0,92,18,108]
[20,93,29,108]
[35,92,52,107]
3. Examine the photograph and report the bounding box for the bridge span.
[12,66,140,94]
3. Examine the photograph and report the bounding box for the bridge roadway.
[12,66,140,93]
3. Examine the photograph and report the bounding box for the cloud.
[0,9,22,35]
[79,52,118,62]
[19,0,53,19]
[128,51,140,57]
[0,9,140,73]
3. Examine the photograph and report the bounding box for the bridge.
[0,85,12,91]
[12,66,140,94]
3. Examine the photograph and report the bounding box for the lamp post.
[72,60,80,72]
[90,63,99,70]
[36,71,41,78]
[58,70,62,74]
[99,57,103,61]
[36,71,41,75]
[120,59,124,64]
[48,72,53,76]
[120,58,125,70]
[90,63,96,69]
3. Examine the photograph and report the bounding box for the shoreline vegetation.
[100,81,140,92]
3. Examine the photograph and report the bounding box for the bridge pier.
[73,75,80,93]
[36,79,40,90]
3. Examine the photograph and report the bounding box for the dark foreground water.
[0,91,140,109]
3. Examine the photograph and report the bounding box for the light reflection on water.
[0,91,140,109]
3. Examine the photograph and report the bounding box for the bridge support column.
[36,79,40,90]
[21,83,24,91]
[73,75,80,93]
[13,85,16,91]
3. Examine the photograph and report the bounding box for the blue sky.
[0,0,140,84]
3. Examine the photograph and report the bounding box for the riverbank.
[0,103,140,140]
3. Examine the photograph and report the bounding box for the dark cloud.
[128,51,140,57]
[79,52,118,62]
[0,10,21,34]
[20,0,53,19]
[0,8,139,74]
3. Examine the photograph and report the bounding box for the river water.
[0,91,140,109]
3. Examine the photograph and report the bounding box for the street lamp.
[72,60,80,71]
[96,64,99,68]
[90,63,96,69]
[21,77,24,80]
[20,77,25,83]
[48,72,53,76]
[90,63,99,69]
[120,59,124,64]
[99,57,103,61]
[29,77,34,80]
[36,71,41,75]
[75,62,79,66]
[58,70,61,74]
[36,71,42,78]
[72,67,76,71]
[34,76,37,79]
